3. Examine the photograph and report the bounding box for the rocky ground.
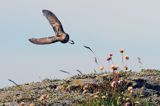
[0,69,159,106]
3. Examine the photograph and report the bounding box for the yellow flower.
[127,86,133,92]
[135,101,140,104]
[127,86,133,94]
[102,95,106,99]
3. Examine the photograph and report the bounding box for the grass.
[77,71,156,106]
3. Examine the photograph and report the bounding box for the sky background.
[0,0,160,88]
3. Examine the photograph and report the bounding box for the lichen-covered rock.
[0,69,159,105]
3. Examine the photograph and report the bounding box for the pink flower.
[125,102,132,106]
[124,56,129,60]
[111,65,118,71]
[125,98,132,106]
[109,53,113,57]
[99,65,104,70]
[111,80,118,88]
[107,56,112,61]
[120,49,125,53]
[111,81,116,87]
[106,53,113,61]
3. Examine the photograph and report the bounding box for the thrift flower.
[120,49,125,53]
[99,65,104,70]
[107,56,112,61]
[125,56,129,60]
[111,65,118,71]
[125,98,132,106]
[111,81,116,87]
[109,53,113,57]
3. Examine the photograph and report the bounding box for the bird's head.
[60,33,70,43]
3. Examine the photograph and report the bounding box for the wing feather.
[42,9,64,34]
[29,36,59,45]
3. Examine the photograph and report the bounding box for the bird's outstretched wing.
[42,9,64,34]
[29,36,59,45]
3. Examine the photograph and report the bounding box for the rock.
[0,69,159,105]
[66,84,80,92]
[4,102,19,106]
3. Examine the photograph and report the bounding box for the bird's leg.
[68,40,74,44]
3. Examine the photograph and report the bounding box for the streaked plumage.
[29,9,74,45]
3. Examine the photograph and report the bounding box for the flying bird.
[29,9,74,45]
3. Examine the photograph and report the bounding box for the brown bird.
[29,9,74,45]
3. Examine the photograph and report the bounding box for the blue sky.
[0,0,160,88]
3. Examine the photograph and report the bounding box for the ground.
[0,69,159,106]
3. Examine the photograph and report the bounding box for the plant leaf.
[95,57,98,64]
[76,69,83,75]
[59,70,70,75]
[83,45,94,53]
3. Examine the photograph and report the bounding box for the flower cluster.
[119,49,129,71]
[105,49,130,89]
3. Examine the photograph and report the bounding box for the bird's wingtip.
[42,9,50,14]
[28,38,33,43]
[42,9,47,12]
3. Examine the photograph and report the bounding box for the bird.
[29,9,74,45]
